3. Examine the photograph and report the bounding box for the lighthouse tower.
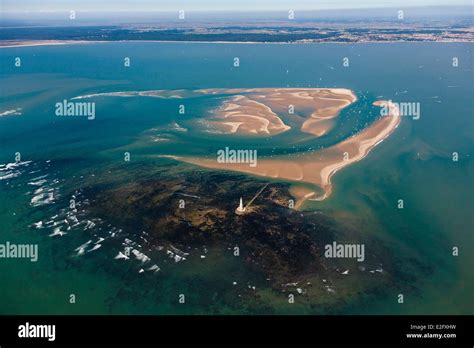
[235,197,246,214]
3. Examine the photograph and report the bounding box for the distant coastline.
[1,38,473,49]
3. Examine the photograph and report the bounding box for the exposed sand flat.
[202,88,355,136]
[72,87,355,137]
[72,90,189,100]
[0,40,91,48]
[167,100,400,207]
[209,95,291,135]
[72,87,400,205]
[288,186,318,209]
[298,91,356,136]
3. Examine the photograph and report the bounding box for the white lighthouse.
[235,197,246,214]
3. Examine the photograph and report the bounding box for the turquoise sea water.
[0,42,472,314]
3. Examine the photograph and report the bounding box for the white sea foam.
[49,227,66,237]
[33,221,44,229]
[147,264,160,272]
[115,251,130,260]
[170,122,188,132]
[83,220,96,230]
[166,246,188,263]
[87,244,102,253]
[28,179,48,186]
[75,240,92,255]
[132,249,151,263]
[0,108,22,117]
[0,161,32,183]
[0,172,20,180]
[30,191,56,207]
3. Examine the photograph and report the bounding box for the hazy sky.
[2,0,471,12]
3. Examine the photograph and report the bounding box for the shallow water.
[0,42,472,314]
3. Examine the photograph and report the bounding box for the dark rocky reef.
[87,169,345,284]
[77,163,427,313]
